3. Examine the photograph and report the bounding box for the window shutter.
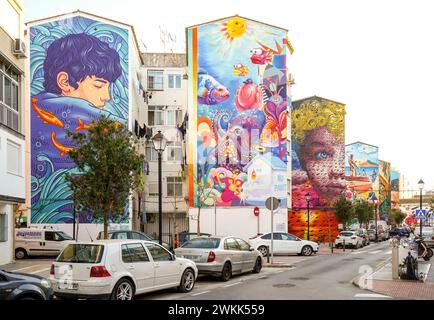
[0,214,8,242]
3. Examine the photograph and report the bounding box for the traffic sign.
[415,209,427,220]
[265,197,280,211]
[253,207,260,216]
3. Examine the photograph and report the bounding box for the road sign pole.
[271,207,274,264]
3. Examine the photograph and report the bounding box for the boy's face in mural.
[57,73,111,109]
[300,126,345,202]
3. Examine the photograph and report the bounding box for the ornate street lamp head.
[418,179,424,191]
[152,130,167,153]
[305,192,311,202]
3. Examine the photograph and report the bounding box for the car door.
[0,272,10,300]
[43,231,64,256]
[145,243,180,288]
[120,243,154,293]
[224,238,243,272]
[280,233,302,254]
[235,238,256,271]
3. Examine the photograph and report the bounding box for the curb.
[263,264,295,268]
[351,257,392,289]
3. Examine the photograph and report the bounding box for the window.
[45,231,61,241]
[182,238,220,249]
[166,109,182,126]
[0,214,8,242]
[0,69,20,131]
[122,244,149,263]
[7,140,21,175]
[113,231,129,239]
[167,141,182,161]
[148,183,159,197]
[147,70,164,90]
[167,177,182,197]
[57,244,104,263]
[261,233,281,240]
[235,238,251,251]
[131,232,151,241]
[148,106,165,126]
[145,243,172,261]
[168,74,181,89]
[148,106,182,127]
[146,144,159,162]
[281,233,298,241]
[224,238,240,250]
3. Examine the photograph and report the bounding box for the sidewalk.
[352,258,434,299]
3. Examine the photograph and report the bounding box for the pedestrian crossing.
[350,249,389,255]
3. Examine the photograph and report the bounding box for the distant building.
[0,0,25,264]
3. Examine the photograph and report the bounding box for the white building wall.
[0,203,15,265]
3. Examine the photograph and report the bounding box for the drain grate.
[289,277,309,281]
[273,283,296,288]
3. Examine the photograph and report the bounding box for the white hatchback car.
[334,231,364,249]
[249,232,319,257]
[49,239,198,300]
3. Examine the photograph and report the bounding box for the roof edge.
[346,141,379,149]
[292,95,346,106]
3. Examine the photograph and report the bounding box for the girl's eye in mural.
[315,151,330,159]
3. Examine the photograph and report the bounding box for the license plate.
[58,282,79,290]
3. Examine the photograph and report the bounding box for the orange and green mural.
[289,97,346,241]
[379,160,391,217]
[391,170,400,210]
[187,16,290,208]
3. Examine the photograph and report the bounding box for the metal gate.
[142,212,189,248]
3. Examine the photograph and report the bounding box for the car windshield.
[340,232,354,237]
[181,238,221,249]
[57,231,72,240]
[57,244,104,263]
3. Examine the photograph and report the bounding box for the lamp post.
[368,196,378,242]
[152,130,167,245]
[418,179,424,236]
[305,193,311,241]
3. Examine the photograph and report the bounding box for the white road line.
[223,281,242,288]
[385,251,392,255]
[351,251,366,255]
[369,250,382,254]
[12,265,43,272]
[31,267,51,274]
[191,290,210,296]
[354,293,392,299]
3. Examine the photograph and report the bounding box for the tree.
[354,199,375,229]
[389,209,405,226]
[66,116,144,239]
[333,196,355,230]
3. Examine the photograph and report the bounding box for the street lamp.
[368,195,378,242]
[152,130,167,245]
[418,178,424,236]
[305,192,311,241]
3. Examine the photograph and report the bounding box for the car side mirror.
[171,253,176,261]
[249,247,255,251]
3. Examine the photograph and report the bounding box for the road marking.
[12,265,43,272]
[385,251,392,255]
[223,281,242,288]
[191,290,210,296]
[351,251,366,255]
[31,267,51,274]
[369,250,382,254]
[354,293,392,299]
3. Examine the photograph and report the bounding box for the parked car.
[0,270,53,300]
[334,231,364,249]
[175,236,262,281]
[367,229,377,241]
[178,232,211,246]
[415,227,434,248]
[50,239,198,300]
[355,229,370,246]
[15,228,74,259]
[249,232,318,257]
[96,230,171,250]
[389,227,411,238]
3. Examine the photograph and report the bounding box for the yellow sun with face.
[221,17,246,43]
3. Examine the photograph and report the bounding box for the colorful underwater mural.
[187,17,289,207]
[345,142,379,202]
[289,97,346,241]
[30,15,129,224]
[391,170,400,210]
[379,160,391,216]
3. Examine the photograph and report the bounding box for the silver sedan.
[174,236,262,281]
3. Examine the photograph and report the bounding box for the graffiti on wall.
[379,160,391,215]
[345,142,379,202]
[30,16,129,224]
[289,97,346,241]
[187,17,289,207]
[391,170,400,210]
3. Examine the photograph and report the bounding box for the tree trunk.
[104,211,109,239]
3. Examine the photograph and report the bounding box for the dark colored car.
[389,227,411,238]
[96,230,171,250]
[0,270,53,300]
[179,232,211,246]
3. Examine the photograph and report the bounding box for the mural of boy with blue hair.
[31,33,122,175]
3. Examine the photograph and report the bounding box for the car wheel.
[15,248,27,260]
[253,257,262,273]
[111,278,134,300]
[301,245,313,256]
[221,262,232,282]
[178,268,195,293]
[258,246,268,257]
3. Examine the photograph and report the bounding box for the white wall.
[0,204,14,265]
[0,131,25,199]
[188,207,288,240]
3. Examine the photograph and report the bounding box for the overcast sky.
[23,0,434,193]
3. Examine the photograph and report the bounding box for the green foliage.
[333,197,355,230]
[388,209,405,226]
[354,199,375,227]
[65,116,144,239]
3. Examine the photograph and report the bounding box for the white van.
[15,227,75,259]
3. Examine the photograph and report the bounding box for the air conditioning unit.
[13,39,27,58]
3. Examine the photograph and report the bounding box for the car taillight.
[207,251,216,263]
[90,266,111,277]
[351,236,357,239]
[50,264,54,275]
[336,236,340,239]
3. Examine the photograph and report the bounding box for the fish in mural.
[32,98,64,128]
[233,63,249,76]
[234,79,263,112]
[51,131,73,156]
[75,118,91,131]
[197,69,230,105]
[250,40,283,65]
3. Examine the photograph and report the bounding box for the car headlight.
[40,279,51,289]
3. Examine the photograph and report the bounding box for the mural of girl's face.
[300,126,345,203]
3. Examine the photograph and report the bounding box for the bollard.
[343,239,346,252]
[267,245,270,263]
[331,241,334,254]
[391,238,399,279]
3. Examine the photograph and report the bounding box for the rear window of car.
[57,244,104,263]
[181,238,221,248]
[368,230,375,234]
[340,232,354,237]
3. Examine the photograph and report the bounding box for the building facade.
[139,52,189,245]
[26,11,145,241]
[0,0,26,264]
